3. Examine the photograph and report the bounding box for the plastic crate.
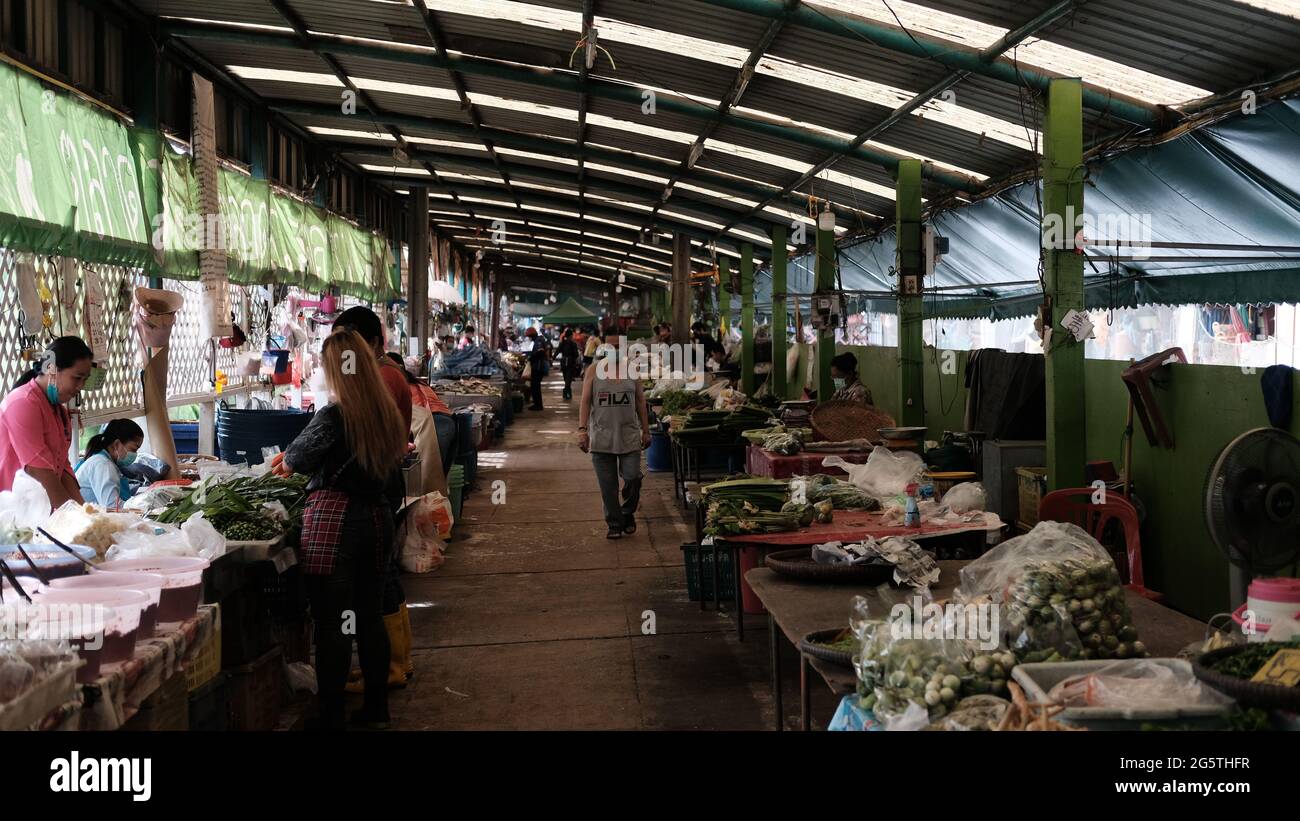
[220,584,273,669]
[1016,466,1048,530]
[270,615,312,666]
[188,672,229,731]
[184,619,223,692]
[227,645,284,731]
[681,542,736,602]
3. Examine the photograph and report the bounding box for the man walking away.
[577,343,651,539]
[524,327,550,410]
[557,327,581,401]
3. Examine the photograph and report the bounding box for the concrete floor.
[386,376,838,730]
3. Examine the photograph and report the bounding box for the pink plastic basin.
[49,572,165,639]
[97,557,209,623]
[26,588,150,681]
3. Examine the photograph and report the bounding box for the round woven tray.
[798,628,856,668]
[764,548,895,584]
[811,401,896,442]
[1191,645,1300,711]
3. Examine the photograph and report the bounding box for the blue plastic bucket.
[647,430,672,472]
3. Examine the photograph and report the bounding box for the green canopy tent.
[541,297,599,326]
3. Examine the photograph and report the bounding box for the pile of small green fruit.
[1004,557,1147,662]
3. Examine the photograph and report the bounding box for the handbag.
[521,361,532,381]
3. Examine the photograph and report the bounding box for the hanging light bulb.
[817,207,835,233]
[615,285,622,294]
[618,272,626,284]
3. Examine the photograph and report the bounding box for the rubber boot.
[345,608,409,692]
[400,603,415,680]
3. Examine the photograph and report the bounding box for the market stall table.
[744,445,872,479]
[745,563,1208,731]
[79,604,218,730]
[707,511,1000,639]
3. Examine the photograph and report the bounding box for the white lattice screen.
[0,247,270,428]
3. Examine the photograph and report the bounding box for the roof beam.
[409,0,540,256]
[160,20,983,192]
[278,100,870,219]
[264,0,482,265]
[575,0,597,271]
[627,0,799,274]
[693,0,1168,128]
[340,144,786,234]
[712,0,1081,240]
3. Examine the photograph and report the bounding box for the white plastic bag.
[941,482,986,513]
[397,492,452,573]
[105,521,195,560]
[284,661,318,694]
[1047,660,1234,710]
[181,512,228,560]
[824,447,925,502]
[0,471,50,539]
[37,502,137,556]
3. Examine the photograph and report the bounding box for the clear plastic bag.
[958,520,1110,599]
[0,652,35,703]
[824,447,925,502]
[1047,660,1234,709]
[123,484,189,514]
[397,493,451,574]
[284,661,318,695]
[37,502,137,556]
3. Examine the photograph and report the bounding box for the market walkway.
[391,375,795,730]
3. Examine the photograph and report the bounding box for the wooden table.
[710,513,999,640]
[746,563,1208,731]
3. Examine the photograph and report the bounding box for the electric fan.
[1204,427,1300,606]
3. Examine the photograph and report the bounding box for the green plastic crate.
[681,542,736,602]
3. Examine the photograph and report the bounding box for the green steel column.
[770,224,788,399]
[895,159,925,427]
[1043,78,1087,491]
[815,214,836,401]
[718,257,731,337]
[740,243,755,395]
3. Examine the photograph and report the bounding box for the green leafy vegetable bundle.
[154,473,309,527]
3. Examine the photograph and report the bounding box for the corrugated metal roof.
[141,0,1300,283]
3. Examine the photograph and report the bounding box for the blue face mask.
[45,381,60,405]
[116,451,137,468]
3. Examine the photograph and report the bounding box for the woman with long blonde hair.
[277,328,408,730]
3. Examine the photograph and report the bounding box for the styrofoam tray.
[0,658,83,731]
[1012,659,1233,726]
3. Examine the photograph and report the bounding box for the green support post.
[770,224,788,399]
[895,159,925,427]
[718,257,731,337]
[1043,78,1087,491]
[740,243,755,395]
[815,214,836,402]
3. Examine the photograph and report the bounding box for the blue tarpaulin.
[753,98,1300,320]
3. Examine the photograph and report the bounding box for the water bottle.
[904,483,921,528]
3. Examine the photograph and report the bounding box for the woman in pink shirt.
[0,336,94,509]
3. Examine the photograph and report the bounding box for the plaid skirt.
[300,489,389,576]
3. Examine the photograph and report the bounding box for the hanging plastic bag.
[0,471,51,540]
[396,492,453,573]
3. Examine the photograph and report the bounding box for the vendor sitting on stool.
[830,352,873,405]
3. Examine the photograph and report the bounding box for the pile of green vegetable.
[795,474,880,511]
[762,431,802,455]
[672,406,775,445]
[1206,638,1300,679]
[658,389,713,418]
[1004,557,1147,662]
[153,473,309,540]
[704,499,806,536]
[857,628,1018,720]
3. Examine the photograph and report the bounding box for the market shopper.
[577,344,651,539]
[830,352,874,405]
[386,352,457,476]
[280,329,408,731]
[75,418,144,509]
[582,325,601,367]
[524,327,550,410]
[557,327,581,401]
[0,336,93,508]
[330,306,414,694]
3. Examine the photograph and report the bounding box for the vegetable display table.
[78,604,218,730]
[744,565,1208,731]
[710,511,1000,637]
[744,445,872,479]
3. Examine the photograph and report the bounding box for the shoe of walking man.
[577,338,651,539]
